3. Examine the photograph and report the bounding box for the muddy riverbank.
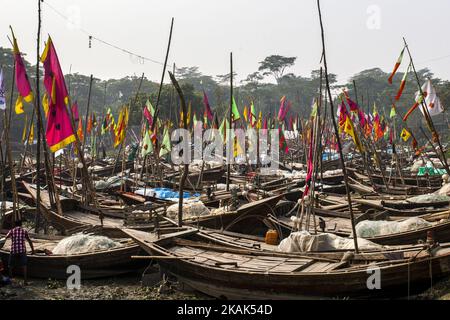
[0,275,202,300]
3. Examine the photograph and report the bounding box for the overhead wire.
[42,0,166,67]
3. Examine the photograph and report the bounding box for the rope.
[42,0,167,66]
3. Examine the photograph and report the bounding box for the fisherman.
[5,220,34,285]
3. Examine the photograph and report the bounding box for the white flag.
[0,68,6,110]
[416,79,444,117]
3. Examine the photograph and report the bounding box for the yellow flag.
[42,93,49,117]
[186,102,191,126]
[114,106,129,148]
[233,135,243,158]
[257,111,262,129]
[15,96,24,114]
[28,122,34,145]
[22,115,28,143]
[344,117,364,153]
[400,128,411,142]
[243,105,248,122]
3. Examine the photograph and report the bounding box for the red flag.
[203,91,214,121]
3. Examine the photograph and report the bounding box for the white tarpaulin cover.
[277,231,382,253]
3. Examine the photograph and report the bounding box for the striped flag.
[395,62,411,101]
[388,46,406,84]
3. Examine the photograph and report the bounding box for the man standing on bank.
[5,220,35,285]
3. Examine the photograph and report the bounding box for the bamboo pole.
[34,0,43,232]
[4,60,20,222]
[168,71,189,227]
[226,52,233,192]
[82,74,94,152]
[317,0,359,253]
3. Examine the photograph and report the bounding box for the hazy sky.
[2,0,450,84]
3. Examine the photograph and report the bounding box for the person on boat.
[5,220,34,285]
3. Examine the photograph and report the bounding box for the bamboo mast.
[2,61,20,222]
[150,18,174,187]
[317,0,359,252]
[226,52,233,192]
[34,0,43,231]
[168,71,188,227]
[82,74,94,152]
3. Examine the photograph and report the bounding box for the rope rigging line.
[42,0,167,67]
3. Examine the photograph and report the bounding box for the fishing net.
[437,183,450,196]
[355,217,432,238]
[166,199,210,219]
[278,231,382,253]
[52,233,122,255]
[407,194,450,204]
[94,176,124,191]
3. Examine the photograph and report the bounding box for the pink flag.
[347,98,359,113]
[278,96,287,121]
[143,105,153,127]
[203,91,214,121]
[71,101,80,122]
[13,39,33,102]
[41,37,75,152]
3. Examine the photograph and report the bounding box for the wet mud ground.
[0,274,201,300]
[1,274,449,300]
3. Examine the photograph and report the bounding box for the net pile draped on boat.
[52,233,122,255]
[355,218,433,238]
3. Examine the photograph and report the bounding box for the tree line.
[0,47,448,146]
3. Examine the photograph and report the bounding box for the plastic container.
[265,230,279,245]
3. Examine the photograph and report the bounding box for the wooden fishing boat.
[0,232,144,279]
[183,194,284,235]
[123,228,450,299]
[269,209,450,246]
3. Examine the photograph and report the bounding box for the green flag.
[159,127,172,157]
[231,97,240,121]
[390,104,397,118]
[310,101,318,118]
[146,99,155,116]
[141,129,153,157]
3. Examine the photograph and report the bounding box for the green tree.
[258,55,297,84]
